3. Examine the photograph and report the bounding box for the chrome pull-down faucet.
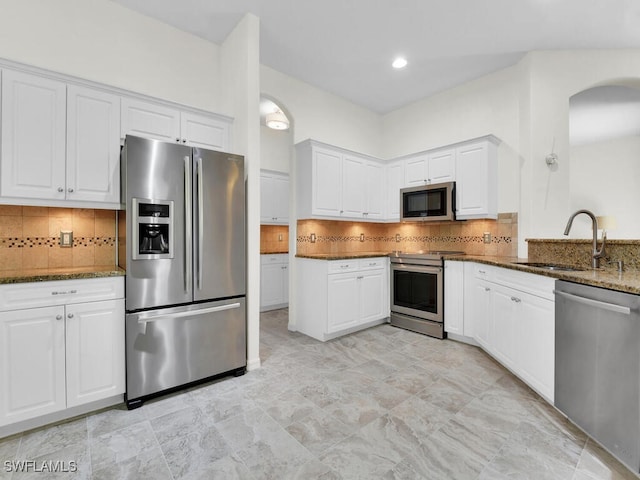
[563,209,606,268]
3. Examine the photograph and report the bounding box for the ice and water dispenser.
[132,198,174,259]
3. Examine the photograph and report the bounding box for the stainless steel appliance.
[401,181,456,222]
[555,280,640,474]
[390,251,464,338]
[119,135,246,409]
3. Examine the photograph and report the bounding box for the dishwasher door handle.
[554,290,631,315]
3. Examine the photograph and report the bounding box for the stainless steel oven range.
[390,251,464,339]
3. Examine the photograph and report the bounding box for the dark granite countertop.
[296,252,390,260]
[0,266,125,285]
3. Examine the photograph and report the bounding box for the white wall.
[261,65,383,158]
[261,125,292,173]
[0,0,224,114]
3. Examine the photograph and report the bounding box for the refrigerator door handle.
[136,303,242,333]
[196,157,204,289]
[184,156,192,293]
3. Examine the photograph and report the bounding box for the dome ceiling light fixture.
[266,108,290,130]
[392,57,408,69]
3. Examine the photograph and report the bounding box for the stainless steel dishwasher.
[555,280,640,474]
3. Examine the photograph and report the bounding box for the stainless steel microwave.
[400,182,456,222]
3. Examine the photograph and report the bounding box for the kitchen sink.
[512,262,587,272]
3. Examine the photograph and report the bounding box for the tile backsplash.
[297,213,518,257]
[260,225,289,253]
[0,205,117,270]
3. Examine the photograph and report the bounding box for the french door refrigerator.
[119,135,246,409]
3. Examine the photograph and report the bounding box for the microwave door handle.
[196,157,204,290]
[184,156,192,294]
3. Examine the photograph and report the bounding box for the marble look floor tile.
[234,426,313,480]
[349,359,400,380]
[89,420,158,472]
[17,418,87,460]
[160,425,230,479]
[383,364,440,395]
[321,392,388,429]
[0,435,20,466]
[178,453,254,480]
[8,442,90,480]
[91,447,170,480]
[149,405,213,446]
[286,458,342,479]
[189,384,256,424]
[285,409,354,456]
[263,391,320,428]
[87,405,147,439]
[417,375,478,414]
[215,408,282,452]
[574,439,639,480]
[297,379,349,409]
[389,394,452,441]
[141,390,197,420]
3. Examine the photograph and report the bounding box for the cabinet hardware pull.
[478,270,486,274]
[56,315,63,320]
[182,139,187,143]
[57,187,64,192]
[67,188,74,193]
[176,138,180,142]
[51,290,78,295]
[357,276,364,280]
[484,287,490,291]
[511,296,521,303]
[67,313,74,318]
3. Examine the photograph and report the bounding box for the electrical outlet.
[60,230,73,248]
[483,232,491,244]
[278,234,283,241]
[310,233,316,243]
[360,233,365,242]
[395,233,400,242]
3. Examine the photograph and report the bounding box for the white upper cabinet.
[121,97,180,143]
[67,85,121,204]
[455,137,499,220]
[121,98,231,151]
[385,160,404,221]
[260,170,289,224]
[1,70,67,200]
[296,140,386,221]
[404,149,455,187]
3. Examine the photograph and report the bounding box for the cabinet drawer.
[473,263,493,280]
[0,277,124,312]
[328,260,358,274]
[261,254,288,265]
[493,267,555,300]
[358,257,387,270]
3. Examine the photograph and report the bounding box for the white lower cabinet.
[460,262,555,402]
[260,254,289,311]
[0,277,125,429]
[296,257,389,341]
[444,261,464,335]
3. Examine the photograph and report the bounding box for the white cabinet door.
[427,148,455,184]
[341,155,366,217]
[404,154,428,187]
[260,171,289,224]
[181,111,230,151]
[364,162,385,220]
[455,140,497,220]
[386,161,404,221]
[66,85,121,204]
[1,70,67,200]
[474,280,493,350]
[360,269,386,323]
[121,97,180,143]
[328,273,359,333]
[282,263,289,304]
[491,284,519,370]
[0,306,66,426]
[65,299,125,407]
[518,292,555,401]
[444,261,464,335]
[312,147,343,217]
[261,263,284,308]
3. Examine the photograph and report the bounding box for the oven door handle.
[391,264,442,274]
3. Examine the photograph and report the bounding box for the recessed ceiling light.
[392,57,408,69]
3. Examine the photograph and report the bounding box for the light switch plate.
[310,233,316,243]
[483,232,491,244]
[60,230,73,248]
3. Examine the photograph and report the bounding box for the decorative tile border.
[0,237,117,248]
[297,234,512,245]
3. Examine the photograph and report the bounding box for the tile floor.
[0,309,636,479]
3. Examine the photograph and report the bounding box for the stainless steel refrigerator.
[118,135,246,409]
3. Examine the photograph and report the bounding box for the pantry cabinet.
[121,97,231,151]
[296,257,389,341]
[1,70,120,206]
[443,261,464,336]
[0,277,125,428]
[260,170,289,224]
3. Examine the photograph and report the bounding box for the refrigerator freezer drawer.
[125,297,246,402]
